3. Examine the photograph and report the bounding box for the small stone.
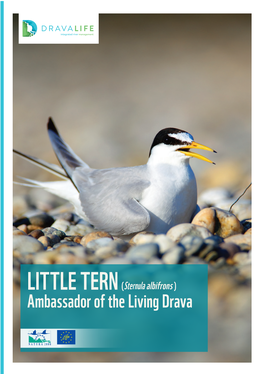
[205,251,219,262]
[218,242,241,259]
[41,227,66,239]
[162,245,185,264]
[86,237,114,251]
[204,236,224,245]
[179,236,205,256]
[13,227,27,236]
[28,213,55,228]
[95,245,118,260]
[73,236,83,244]
[13,195,29,217]
[217,199,251,221]
[167,223,212,242]
[192,207,243,238]
[198,187,232,207]
[80,231,113,247]
[214,208,244,238]
[125,243,159,261]
[154,234,175,254]
[199,244,215,259]
[13,217,30,227]
[129,231,155,246]
[38,236,51,248]
[28,229,44,239]
[51,219,71,232]
[66,224,96,236]
[32,251,87,265]
[54,243,88,258]
[225,234,251,250]
[17,224,28,233]
[131,233,156,245]
[241,219,252,232]
[27,225,44,232]
[244,228,252,235]
[192,208,216,233]
[13,235,45,255]
[233,252,251,265]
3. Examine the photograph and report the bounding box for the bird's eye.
[164,137,171,144]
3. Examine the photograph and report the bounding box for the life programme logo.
[22,20,37,37]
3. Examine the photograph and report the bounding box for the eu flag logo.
[57,330,76,345]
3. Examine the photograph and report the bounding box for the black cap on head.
[149,128,192,156]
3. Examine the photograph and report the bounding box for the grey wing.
[73,166,151,236]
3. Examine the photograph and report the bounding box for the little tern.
[14,118,216,236]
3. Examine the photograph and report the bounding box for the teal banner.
[20,264,208,352]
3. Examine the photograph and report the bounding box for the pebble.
[192,207,244,238]
[13,195,29,217]
[162,245,185,264]
[13,227,27,236]
[179,236,205,256]
[41,227,66,240]
[218,242,241,259]
[51,218,71,232]
[17,224,28,233]
[225,234,251,250]
[232,252,251,265]
[129,231,155,246]
[13,217,30,227]
[153,234,175,254]
[28,213,55,228]
[53,243,88,258]
[125,243,159,262]
[80,231,113,247]
[13,235,45,255]
[32,250,87,265]
[86,237,114,251]
[167,223,212,242]
[28,229,44,239]
[216,199,251,221]
[37,236,52,248]
[66,224,96,236]
[198,187,232,207]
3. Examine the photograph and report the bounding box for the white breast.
[139,163,197,234]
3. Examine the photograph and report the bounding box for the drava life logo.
[22,20,37,37]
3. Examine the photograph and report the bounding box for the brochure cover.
[1,2,262,373]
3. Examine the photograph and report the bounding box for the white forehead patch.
[168,132,194,143]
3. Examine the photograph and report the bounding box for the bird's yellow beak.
[178,141,216,164]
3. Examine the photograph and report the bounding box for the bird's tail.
[47,117,88,191]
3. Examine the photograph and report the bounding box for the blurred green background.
[13,14,251,362]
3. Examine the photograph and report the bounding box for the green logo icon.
[28,330,51,345]
[22,20,37,37]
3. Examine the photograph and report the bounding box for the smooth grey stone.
[13,235,45,254]
[65,223,95,236]
[179,236,204,256]
[42,227,66,239]
[125,243,159,261]
[86,237,114,251]
[167,223,212,242]
[162,245,185,264]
